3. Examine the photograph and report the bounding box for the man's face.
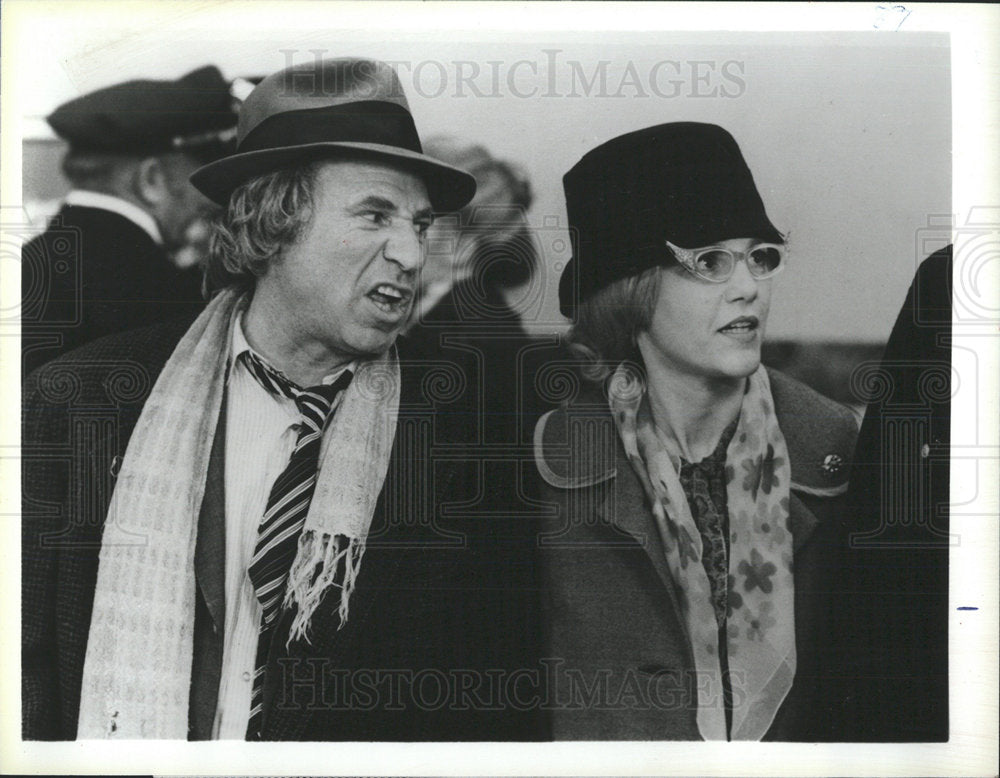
[156,152,220,255]
[253,159,432,369]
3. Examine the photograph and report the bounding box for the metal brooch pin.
[820,453,843,476]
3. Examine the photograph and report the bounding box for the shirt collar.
[64,190,164,246]
[230,314,356,389]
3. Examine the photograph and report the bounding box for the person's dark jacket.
[22,313,545,741]
[822,246,952,741]
[21,204,204,375]
[532,370,859,740]
[405,277,537,449]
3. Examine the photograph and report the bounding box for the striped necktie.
[238,349,353,739]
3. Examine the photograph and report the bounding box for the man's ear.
[134,157,169,207]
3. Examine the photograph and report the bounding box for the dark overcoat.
[823,247,952,741]
[22,314,544,741]
[20,204,204,375]
[532,369,858,740]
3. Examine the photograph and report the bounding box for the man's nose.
[725,257,760,301]
[383,224,425,273]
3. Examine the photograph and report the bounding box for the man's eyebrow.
[353,195,434,223]
[353,195,398,213]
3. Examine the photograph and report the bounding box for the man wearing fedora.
[22,66,239,376]
[22,58,544,741]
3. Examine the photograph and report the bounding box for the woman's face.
[637,237,773,383]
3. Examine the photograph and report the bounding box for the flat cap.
[47,65,237,157]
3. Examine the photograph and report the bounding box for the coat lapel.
[195,397,226,634]
[188,400,227,739]
[788,492,820,553]
[595,437,687,627]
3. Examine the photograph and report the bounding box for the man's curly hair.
[205,161,321,293]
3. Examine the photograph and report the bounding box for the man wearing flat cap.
[21,66,237,375]
[22,58,544,741]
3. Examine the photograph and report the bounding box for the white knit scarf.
[77,287,400,739]
[608,364,796,740]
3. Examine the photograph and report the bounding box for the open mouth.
[718,316,759,334]
[367,283,412,314]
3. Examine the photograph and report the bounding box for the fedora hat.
[190,58,476,212]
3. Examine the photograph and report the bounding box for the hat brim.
[190,141,476,212]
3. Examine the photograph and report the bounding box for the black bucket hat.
[190,58,476,212]
[558,122,783,318]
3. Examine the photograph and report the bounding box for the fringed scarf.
[77,287,400,738]
[608,364,795,741]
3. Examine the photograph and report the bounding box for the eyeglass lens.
[694,246,783,279]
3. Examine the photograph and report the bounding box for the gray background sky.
[17,25,950,342]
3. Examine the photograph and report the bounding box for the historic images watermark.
[276,658,744,714]
[277,49,747,100]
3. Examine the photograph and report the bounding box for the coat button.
[920,443,931,459]
[110,455,123,478]
[820,453,843,476]
[242,671,252,682]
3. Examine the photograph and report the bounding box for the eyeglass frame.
[665,239,789,284]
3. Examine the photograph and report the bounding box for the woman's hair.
[568,264,662,384]
[205,161,320,293]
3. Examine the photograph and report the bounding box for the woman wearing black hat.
[534,123,858,741]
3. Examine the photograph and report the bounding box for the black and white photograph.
[2,2,997,775]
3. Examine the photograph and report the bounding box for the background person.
[407,136,536,334]
[533,122,858,740]
[405,137,540,451]
[822,246,952,741]
[20,65,238,375]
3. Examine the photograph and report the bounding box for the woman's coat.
[533,368,858,740]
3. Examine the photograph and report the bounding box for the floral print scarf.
[608,364,795,740]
